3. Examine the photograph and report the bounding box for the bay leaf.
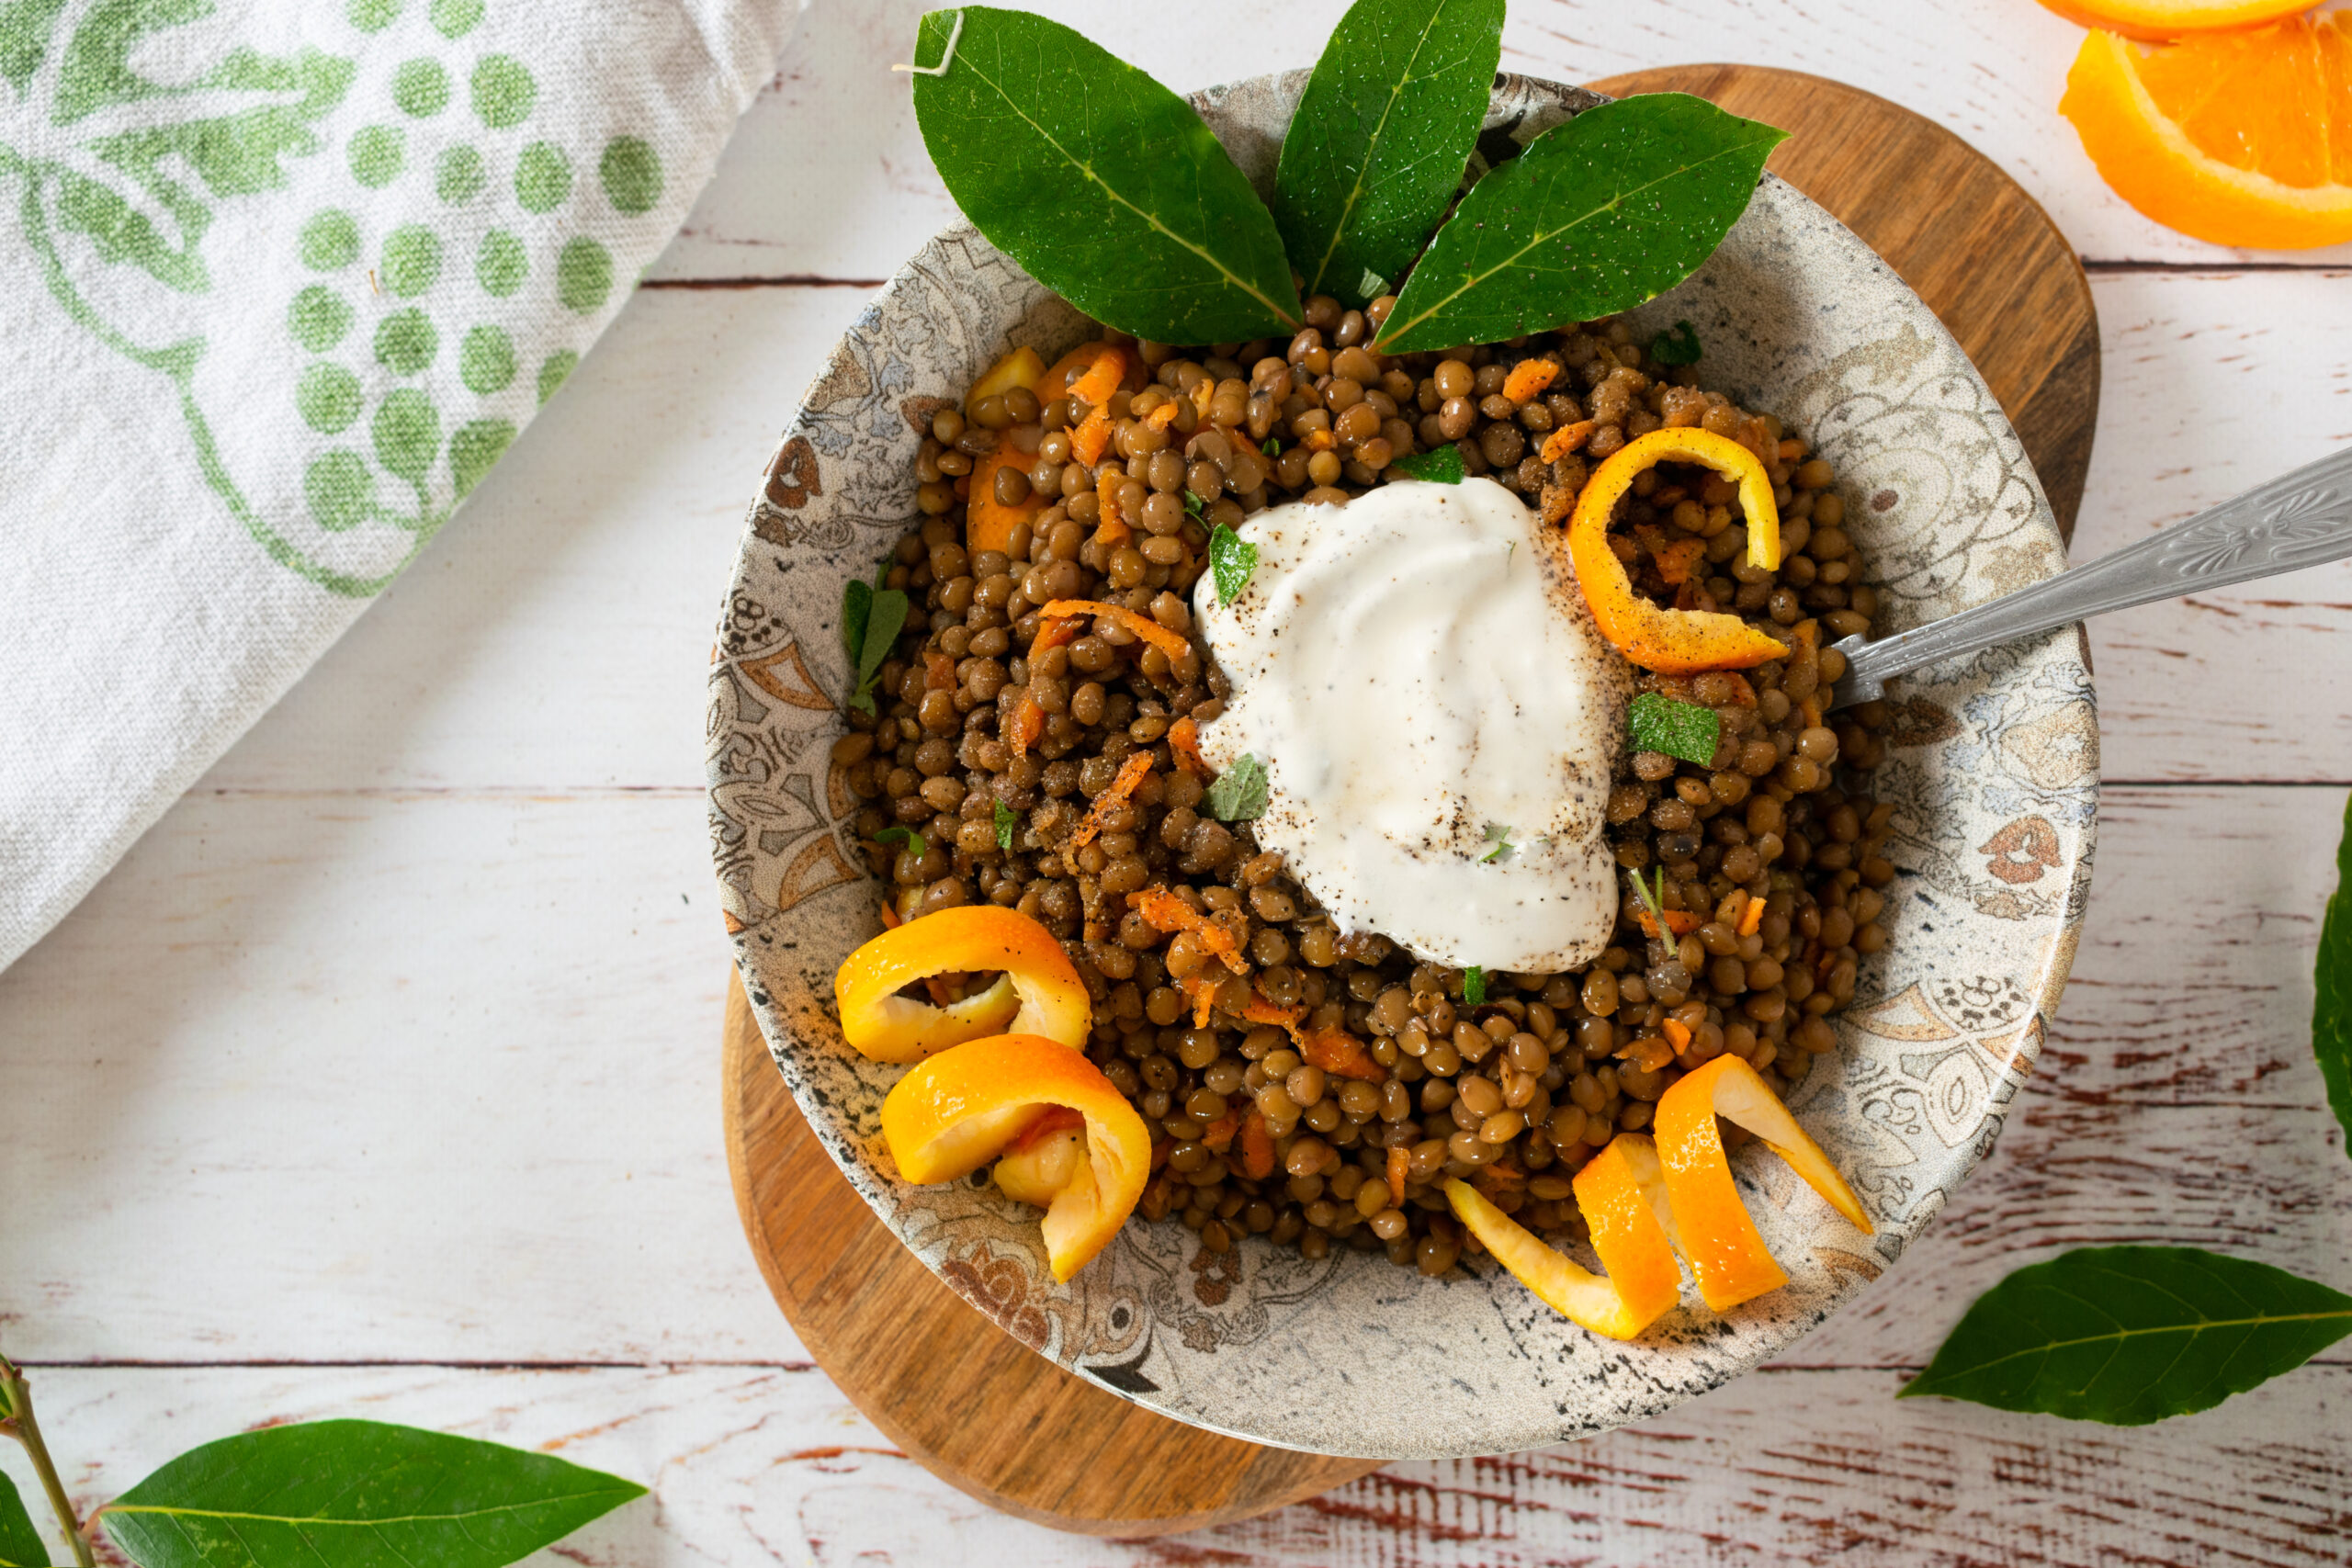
[2315,790,2352,1162]
[0,1472,46,1568]
[1272,0,1503,309]
[96,1420,644,1568]
[1374,93,1784,354]
[910,6,1299,344]
[1899,1246,2352,1425]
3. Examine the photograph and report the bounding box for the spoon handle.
[1830,445,2352,709]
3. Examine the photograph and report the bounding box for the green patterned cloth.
[0,0,802,971]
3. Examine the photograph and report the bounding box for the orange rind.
[832,906,1091,1063]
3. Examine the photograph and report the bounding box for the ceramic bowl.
[707,70,2098,1460]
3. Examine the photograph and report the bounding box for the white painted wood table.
[6,1,2349,1562]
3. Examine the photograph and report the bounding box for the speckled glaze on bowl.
[707,71,2098,1461]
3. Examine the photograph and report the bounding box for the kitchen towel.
[0,0,803,973]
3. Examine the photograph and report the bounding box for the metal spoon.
[1829,446,2352,711]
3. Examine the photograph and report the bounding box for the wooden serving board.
[719,64,2100,1538]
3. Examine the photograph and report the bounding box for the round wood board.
[719,64,2102,1538]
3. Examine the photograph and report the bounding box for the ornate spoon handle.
[1830,445,2352,709]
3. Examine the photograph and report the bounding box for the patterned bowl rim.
[710,67,2098,1459]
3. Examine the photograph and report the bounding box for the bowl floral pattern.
[706,71,2097,1460]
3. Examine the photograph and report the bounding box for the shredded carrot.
[1303,1028,1385,1084]
[1148,1137,1173,1172]
[1190,377,1214,422]
[1385,1145,1408,1208]
[1240,1111,1276,1180]
[1167,716,1209,775]
[1144,400,1180,432]
[1201,1108,1242,1153]
[1070,404,1114,467]
[1183,975,1217,1027]
[1655,537,1707,586]
[877,900,903,931]
[1031,615,1080,655]
[1238,993,1304,1035]
[1799,694,1824,731]
[1662,1018,1693,1052]
[1069,344,1126,408]
[1007,694,1045,758]
[1539,420,1598,462]
[1503,359,1559,403]
[1636,908,1703,939]
[1131,888,1250,975]
[1094,470,1133,545]
[1738,894,1766,938]
[1472,1160,1526,1194]
[923,650,956,690]
[1302,428,1337,452]
[1066,752,1152,857]
[1034,600,1191,662]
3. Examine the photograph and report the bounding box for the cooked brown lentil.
[855,302,1898,1276]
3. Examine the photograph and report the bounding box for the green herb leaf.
[1272,0,1505,308]
[1628,691,1720,766]
[1261,436,1281,457]
[909,6,1300,344]
[875,826,928,860]
[1462,964,1487,1005]
[0,1472,45,1568]
[1204,753,1269,822]
[1900,1247,2352,1425]
[842,576,872,658]
[1374,94,1786,354]
[1649,319,1702,365]
[1387,444,1464,483]
[994,799,1018,852]
[1479,823,1513,864]
[845,575,910,716]
[1183,489,1206,518]
[94,1420,645,1568]
[1209,524,1259,603]
[2317,791,2352,1164]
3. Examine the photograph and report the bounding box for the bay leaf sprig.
[1272,0,1504,309]
[910,6,1300,344]
[1374,94,1785,353]
[2314,789,2352,1161]
[1899,1247,2352,1424]
[0,1472,43,1568]
[1906,792,2352,1426]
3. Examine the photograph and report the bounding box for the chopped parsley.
[1480,823,1515,864]
[1463,964,1487,1006]
[1204,753,1269,822]
[1628,692,1721,766]
[1387,444,1464,484]
[993,799,1017,852]
[1208,523,1259,604]
[1649,320,1702,366]
[875,825,926,859]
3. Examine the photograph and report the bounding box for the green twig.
[0,1353,96,1568]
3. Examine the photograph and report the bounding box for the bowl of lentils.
[707,53,2097,1460]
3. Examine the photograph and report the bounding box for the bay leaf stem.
[0,1354,96,1568]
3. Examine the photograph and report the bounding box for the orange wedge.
[882,1033,1150,1280]
[2061,17,2352,250]
[2040,0,2322,41]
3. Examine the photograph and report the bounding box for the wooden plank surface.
[3,0,2348,1562]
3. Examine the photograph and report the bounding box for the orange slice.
[2061,17,2352,250]
[2038,0,2317,42]
[832,906,1091,1063]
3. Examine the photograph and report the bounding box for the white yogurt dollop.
[1193,477,1633,974]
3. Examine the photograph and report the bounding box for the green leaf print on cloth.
[0,0,688,596]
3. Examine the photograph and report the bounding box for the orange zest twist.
[1070,405,1114,466]
[1129,888,1249,975]
[1653,1055,1874,1311]
[1502,358,1559,403]
[1094,470,1132,546]
[1032,601,1193,664]
[1445,1132,1682,1341]
[1065,752,1153,859]
[1566,428,1789,675]
[832,907,1091,1063]
[883,1033,1150,1280]
[1385,1145,1409,1208]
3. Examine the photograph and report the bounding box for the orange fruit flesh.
[2039,0,2325,43]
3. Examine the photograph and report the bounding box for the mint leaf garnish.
[1479,823,1513,863]
[994,799,1018,852]
[1650,319,1702,365]
[1628,692,1720,766]
[875,825,927,859]
[1209,523,1259,604]
[1462,964,1487,1005]
[842,558,908,716]
[1375,94,1785,354]
[1204,753,1269,822]
[1387,445,1464,484]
